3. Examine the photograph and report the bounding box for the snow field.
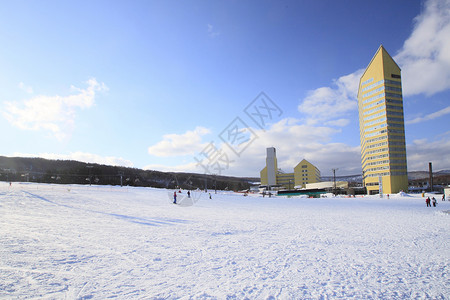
[0,182,449,299]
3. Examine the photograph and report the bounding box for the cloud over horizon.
[10,151,134,168]
[18,82,33,94]
[233,118,362,176]
[394,0,450,97]
[3,78,107,140]
[297,70,364,125]
[146,118,361,177]
[148,126,211,157]
[207,24,220,38]
[406,134,450,171]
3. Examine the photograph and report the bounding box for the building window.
[362,78,374,86]
[361,79,384,92]
[391,74,401,79]
[385,79,401,86]
[362,86,385,98]
[363,93,385,105]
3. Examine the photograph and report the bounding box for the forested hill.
[0,156,255,191]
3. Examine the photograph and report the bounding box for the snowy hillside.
[1,182,449,299]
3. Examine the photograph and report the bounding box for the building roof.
[358,45,401,94]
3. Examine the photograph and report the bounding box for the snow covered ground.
[1,182,449,299]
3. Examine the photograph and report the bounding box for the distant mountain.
[407,171,430,180]
[0,156,255,191]
[1,155,448,188]
[407,170,450,180]
[321,174,362,183]
[321,170,450,182]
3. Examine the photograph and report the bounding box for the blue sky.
[1,0,449,177]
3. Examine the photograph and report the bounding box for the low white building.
[302,181,348,190]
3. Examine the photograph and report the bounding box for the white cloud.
[11,151,134,168]
[194,117,450,176]
[406,134,450,171]
[143,162,199,173]
[406,105,450,124]
[207,24,220,38]
[148,126,211,157]
[298,69,364,125]
[395,0,450,96]
[174,101,450,177]
[67,78,108,108]
[229,118,361,176]
[18,82,33,94]
[148,118,361,177]
[325,118,350,127]
[3,78,107,140]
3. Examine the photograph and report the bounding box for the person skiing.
[173,191,177,204]
[426,197,431,207]
[187,191,191,198]
[442,194,446,201]
[432,197,437,207]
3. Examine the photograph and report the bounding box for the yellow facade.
[260,148,320,190]
[276,172,295,189]
[358,45,408,195]
[293,159,321,188]
[260,166,268,186]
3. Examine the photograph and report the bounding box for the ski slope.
[1,182,449,299]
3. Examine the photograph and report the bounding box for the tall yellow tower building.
[358,45,408,195]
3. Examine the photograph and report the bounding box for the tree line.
[0,156,254,191]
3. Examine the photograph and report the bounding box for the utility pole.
[362,170,365,188]
[118,171,124,187]
[332,168,338,196]
[429,162,433,192]
[86,165,93,186]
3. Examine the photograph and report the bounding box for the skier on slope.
[173,191,177,204]
[426,197,431,207]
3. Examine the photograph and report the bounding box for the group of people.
[173,190,192,204]
[173,190,211,204]
[426,196,437,207]
[261,191,272,197]
[425,194,446,207]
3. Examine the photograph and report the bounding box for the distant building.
[306,181,348,190]
[260,147,320,190]
[357,45,408,195]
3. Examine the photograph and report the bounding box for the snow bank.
[1,182,449,299]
